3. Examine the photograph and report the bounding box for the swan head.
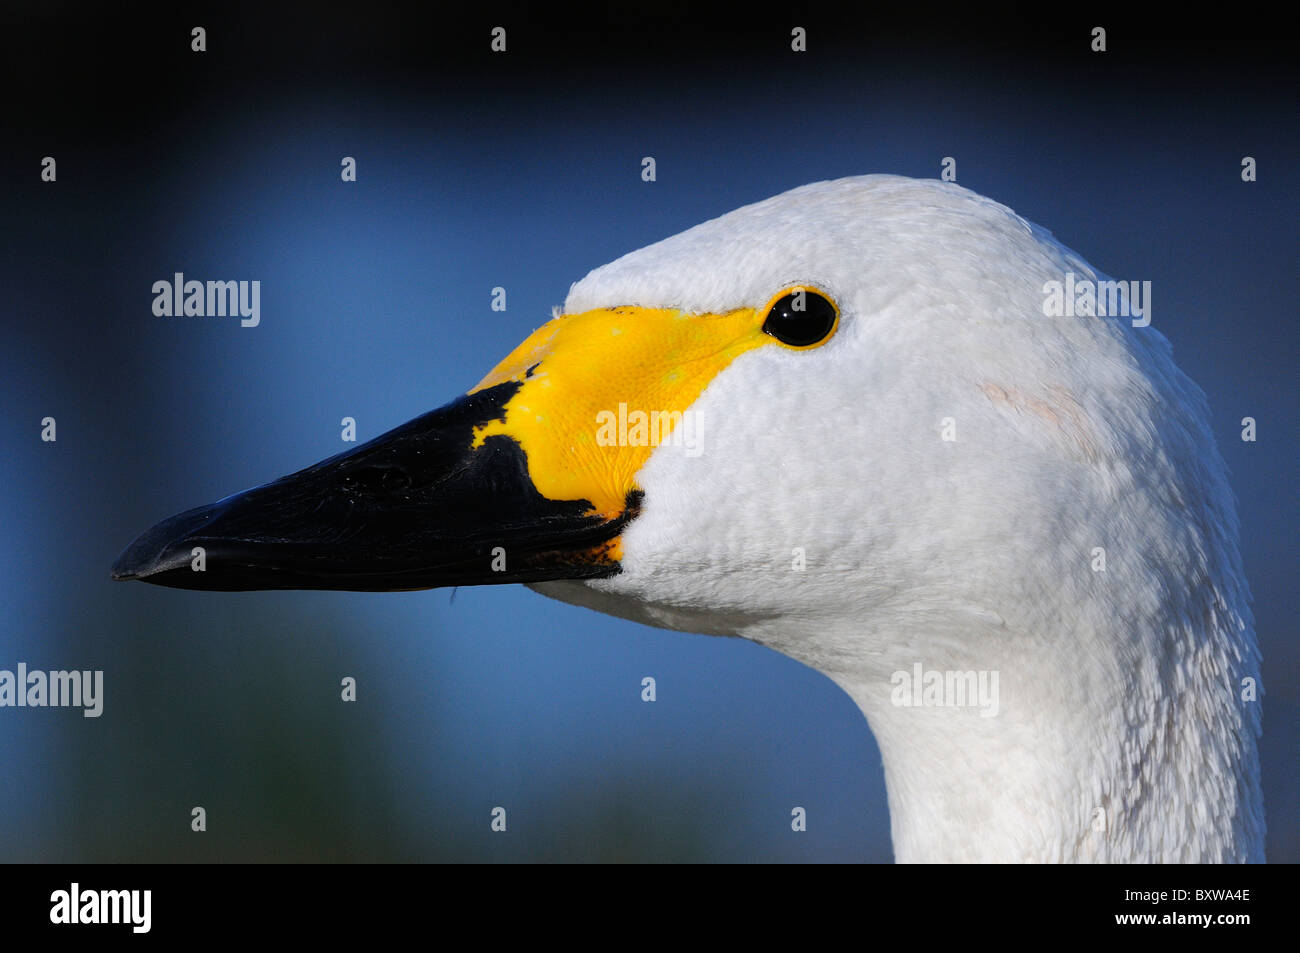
[112,175,1263,862]
[528,176,1229,657]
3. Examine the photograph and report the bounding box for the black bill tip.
[111,383,643,592]
[111,502,224,582]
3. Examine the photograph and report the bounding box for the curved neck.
[764,605,1264,862]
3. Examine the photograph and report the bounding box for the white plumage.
[537,175,1263,862]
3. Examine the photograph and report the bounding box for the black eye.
[761,289,838,348]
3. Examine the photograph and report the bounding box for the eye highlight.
[760,287,839,349]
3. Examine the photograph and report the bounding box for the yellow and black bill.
[111,291,839,592]
[110,378,640,592]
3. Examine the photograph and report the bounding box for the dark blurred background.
[1,2,1295,861]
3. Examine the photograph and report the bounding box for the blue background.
[1,6,1295,861]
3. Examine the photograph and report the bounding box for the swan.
[112,174,1264,863]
